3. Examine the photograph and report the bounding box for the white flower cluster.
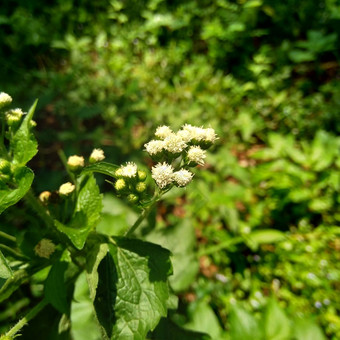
[146,124,217,189]
[0,92,12,109]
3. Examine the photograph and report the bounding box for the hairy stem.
[5,298,48,337]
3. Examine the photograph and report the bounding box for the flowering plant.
[0,93,217,339]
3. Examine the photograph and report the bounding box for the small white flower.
[203,128,218,143]
[121,162,138,178]
[144,140,165,155]
[187,145,206,165]
[155,125,173,139]
[177,129,192,143]
[59,182,75,196]
[182,124,205,141]
[90,148,105,163]
[164,133,187,154]
[151,162,174,188]
[39,191,51,203]
[173,169,194,187]
[67,155,85,171]
[0,92,12,108]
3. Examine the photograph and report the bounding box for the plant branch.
[5,298,48,337]
[0,231,16,243]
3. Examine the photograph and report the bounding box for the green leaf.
[44,261,69,314]
[86,238,172,340]
[185,301,223,339]
[292,318,325,340]
[71,272,102,340]
[229,304,263,340]
[11,99,38,166]
[264,299,291,340]
[146,220,199,292]
[150,317,211,340]
[0,250,13,279]
[55,174,102,249]
[0,166,34,215]
[82,162,119,179]
[246,229,286,249]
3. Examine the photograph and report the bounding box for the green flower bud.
[127,193,139,203]
[67,155,84,172]
[115,168,123,178]
[0,159,11,174]
[30,120,37,128]
[137,170,147,181]
[115,178,126,191]
[5,108,24,127]
[135,182,147,193]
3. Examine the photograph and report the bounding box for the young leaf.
[229,304,263,340]
[0,166,34,215]
[11,99,38,166]
[292,318,325,340]
[82,162,119,179]
[0,250,13,279]
[55,174,102,250]
[264,299,291,340]
[44,261,69,314]
[86,238,172,340]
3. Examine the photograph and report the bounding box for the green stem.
[0,244,28,260]
[24,189,54,229]
[0,231,16,243]
[5,298,48,337]
[124,189,162,237]
[0,115,8,160]
[58,149,75,183]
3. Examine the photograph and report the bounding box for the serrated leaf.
[11,99,38,166]
[55,174,102,249]
[229,304,263,340]
[0,250,13,279]
[146,220,199,292]
[0,166,34,215]
[82,162,119,179]
[44,261,69,314]
[86,238,172,340]
[264,299,291,340]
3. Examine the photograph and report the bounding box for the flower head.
[67,155,85,171]
[173,169,194,187]
[120,162,138,178]
[39,191,51,203]
[59,182,75,196]
[34,239,56,259]
[151,162,174,189]
[155,125,173,139]
[163,133,187,154]
[5,108,25,125]
[187,145,206,166]
[0,92,12,109]
[115,178,126,191]
[90,148,105,163]
[144,140,165,156]
[203,128,218,143]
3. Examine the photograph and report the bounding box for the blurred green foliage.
[1,0,340,338]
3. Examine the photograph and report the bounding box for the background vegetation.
[1,0,339,338]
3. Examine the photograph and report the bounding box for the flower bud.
[34,239,56,259]
[115,168,123,178]
[135,182,147,193]
[39,191,51,204]
[0,92,12,110]
[120,162,138,178]
[0,159,11,174]
[127,193,139,203]
[5,108,24,127]
[30,120,37,128]
[137,170,147,181]
[151,162,174,189]
[173,169,194,187]
[155,125,173,139]
[89,148,105,163]
[67,155,84,172]
[187,145,206,166]
[59,182,75,196]
[115,178,126,191]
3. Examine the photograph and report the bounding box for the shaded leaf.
[11,99,38,166]
[0,250,13,279]
[82,162,119,179]
[0,166,34,215]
